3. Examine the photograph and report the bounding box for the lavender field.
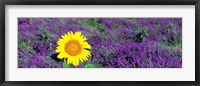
[18,18,182,68]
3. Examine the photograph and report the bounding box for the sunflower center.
[65,40,82,56]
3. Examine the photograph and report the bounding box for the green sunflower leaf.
[85,64,96,68]
[62,62,71,68]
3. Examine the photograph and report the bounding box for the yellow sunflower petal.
[67,57,71,64]
[74,32,82,40]
[78,54,84,62]
[82,42,91,49]
[78,35,87,42]
[74,56,79,66]
[61,34,69,42]
[70,31,74,40]
[80,51,89,61]
[56,46,64,52]
[70,56,76,65]
[57,52,66,59]
[57,38,65,46]
[67,31,72,40]
[82,50,91,56]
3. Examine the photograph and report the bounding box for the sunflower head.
[56,31,91,66]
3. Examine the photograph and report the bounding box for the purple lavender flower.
[18,18,182,68]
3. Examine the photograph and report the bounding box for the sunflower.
[56,31,91,66]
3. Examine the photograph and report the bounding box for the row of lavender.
[18,18,182,68]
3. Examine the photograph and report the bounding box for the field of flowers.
[18,18,182,68]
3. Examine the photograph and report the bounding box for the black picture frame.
[0,0,199,86]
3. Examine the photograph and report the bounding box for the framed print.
[0,0,199,86]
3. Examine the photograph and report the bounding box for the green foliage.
[35,28,52,41]
[134,23,149,40]
[85,64,96,68]
[168,36,182,47]
[21,41,27,49]
[79,19,106,32]
[106,51,112,57]
[53,25,61,30]
[19,59,23,64]
[112,24,122,29]
[62,62,71,68]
